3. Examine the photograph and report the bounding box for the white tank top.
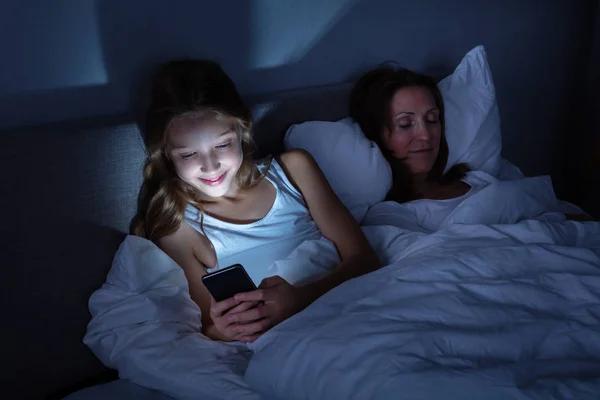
[184,158,339,286]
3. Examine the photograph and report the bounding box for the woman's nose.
[414,120,432,141]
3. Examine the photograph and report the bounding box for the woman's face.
[382,86,441,176]
[166,114,243,199]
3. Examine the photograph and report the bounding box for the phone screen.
[201,264,257,302]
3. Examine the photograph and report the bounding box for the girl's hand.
[226,276,308,342]
[209,297,259,341]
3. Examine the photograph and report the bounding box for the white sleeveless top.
[184,158,339,286]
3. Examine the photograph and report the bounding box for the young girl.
[131,59,380,343]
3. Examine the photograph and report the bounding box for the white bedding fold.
[84,173,600,400]
[84,236,265,400]
[362,172,583,233]
[245,220,600,399]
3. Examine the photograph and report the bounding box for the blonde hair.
[131,60,267,242]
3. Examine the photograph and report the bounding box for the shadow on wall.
[0,0,510,130]
[94,0,255,124]
[0,1,110,128]
[0,0,361,130]
[1,0,597,179]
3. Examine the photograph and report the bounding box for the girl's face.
[382,86,442,176]
[167,114,243,199]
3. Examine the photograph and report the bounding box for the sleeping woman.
[349,66,593,231]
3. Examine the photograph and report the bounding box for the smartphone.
[201,264,257,302]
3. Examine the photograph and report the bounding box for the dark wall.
[584,4,600,217]
[558,2,600,216]
[0,0,597,176]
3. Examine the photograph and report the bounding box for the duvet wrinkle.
[246,220,600,399]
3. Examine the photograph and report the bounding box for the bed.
[78,46,600,400]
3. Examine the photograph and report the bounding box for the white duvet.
[84,235,337,400]
[85,176,600,400]
[246,220,600,399]
[84,236,265,400]
[245,176,600,399]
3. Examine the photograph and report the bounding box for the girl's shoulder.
[265,149,317,194]
[157,222,216,270]
[277,148,314,169]
[275,149,318,179]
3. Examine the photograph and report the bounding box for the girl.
[131,59,380,343]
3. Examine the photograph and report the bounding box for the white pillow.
[284,118,392,222]
[439,45,502,176]
[284,45,501,219]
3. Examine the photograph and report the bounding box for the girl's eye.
[216,141,232,149]
[180,152,196,160]
[426,118,439,124]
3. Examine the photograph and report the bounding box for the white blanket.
[86,175,600,400]
[245,220,600,399]
[362,172,585,233]
[245,177,600,399]
[84,236,266,400]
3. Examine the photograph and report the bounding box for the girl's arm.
[221,149,382,340]
[157,223,247,342]
[277,149,382,305]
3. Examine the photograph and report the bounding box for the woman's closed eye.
[397,118,413,129]
[425,111,439,124]
[397,117,438,129]
[180,152,197,160]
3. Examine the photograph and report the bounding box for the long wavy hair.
[131,59,266,242]
[349,66,470,202]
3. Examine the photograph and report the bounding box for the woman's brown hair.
[349,66,469,202]
[131,59,266,241]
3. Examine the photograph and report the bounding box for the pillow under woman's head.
[439,46,502,176]
[285,118,392,222]
[284,45,502,221]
